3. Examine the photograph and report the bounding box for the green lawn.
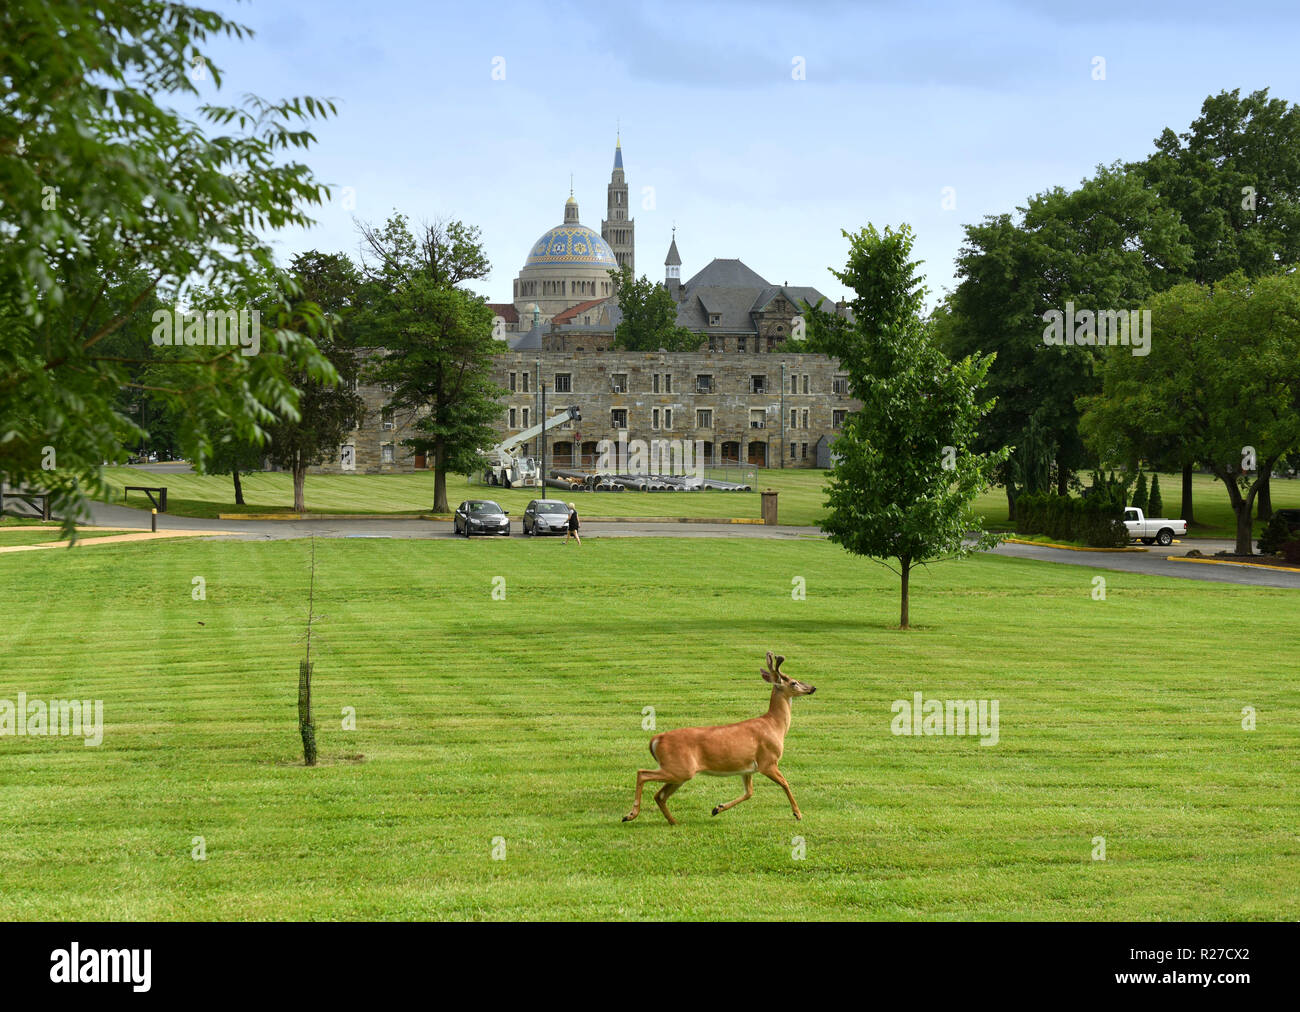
[95,465,1300,539]
[0,536,1295,920]
[0,519,124,545]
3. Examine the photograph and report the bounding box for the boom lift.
[481,405,581,487]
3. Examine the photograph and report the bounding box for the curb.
[1002,537,1147,553]
[1168,556,1300,574]
[218,513,426,521]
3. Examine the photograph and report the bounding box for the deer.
[622,651,816,825]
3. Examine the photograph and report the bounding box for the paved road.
[13,497,1296,589]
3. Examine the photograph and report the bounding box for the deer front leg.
[711,773,754,816]
[763,767,801,820]
[623,769,670,822]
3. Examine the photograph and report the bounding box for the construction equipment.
[482,405,581,488]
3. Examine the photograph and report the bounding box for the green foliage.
[1256,511,1295,555]
[805,224,1008,628]
[1132,470,1149,511]
[1014,491,1128,548]
[0,0,339,535]
[358,215,506,512]
[941,165,1193,492]
[1132,88,1300,285]
[1148,472,1164,517]
[609,267,700,351]
[1083,271,1300,553]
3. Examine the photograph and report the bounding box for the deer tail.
[649,734,662,761]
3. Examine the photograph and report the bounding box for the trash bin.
[761,488,778,526]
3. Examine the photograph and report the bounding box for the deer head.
[760,651,816,696]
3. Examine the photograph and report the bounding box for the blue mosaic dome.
[524,223,618,268]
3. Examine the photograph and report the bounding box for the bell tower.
[601,134,635,275]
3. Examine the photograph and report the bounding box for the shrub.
[1258,512,1292,554]
[1131,470,1148,511]
[1148,473,1163,517]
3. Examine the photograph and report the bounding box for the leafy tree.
[358,215,505,512]
[207,433,263,506]
[941,165,1192,510]
[1147,472,1163,517]
[1085,272,1300,554]
[806,225,1008,629]
[262,253,367,511]
[1133,88,1300,286]
[0,0,338,534]
[608,267,700,351]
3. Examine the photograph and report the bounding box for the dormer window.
[709,314,721,327]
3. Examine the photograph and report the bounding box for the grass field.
[1,536,1295,920]
[0,519,125,545]
[96,465,1300,539]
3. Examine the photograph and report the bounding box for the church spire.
[602,132,634,275]
[665,226,681,294]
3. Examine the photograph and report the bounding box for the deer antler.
[761,651,787,679]
[772,654,786,675]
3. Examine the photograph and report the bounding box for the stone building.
[312,136,859,475]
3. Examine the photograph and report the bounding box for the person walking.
[565,502,581,545]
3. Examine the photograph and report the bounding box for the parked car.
[453,500,510,537]
[522,499,572,536]
[1123,507,1187,546]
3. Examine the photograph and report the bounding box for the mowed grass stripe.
[0,537,1295,920]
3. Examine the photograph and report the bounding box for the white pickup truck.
[1123,507,1187,546]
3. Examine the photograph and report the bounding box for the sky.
[196,0,1300,308]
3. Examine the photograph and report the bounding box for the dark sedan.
[454,500,510,537]
[522,499,572,536]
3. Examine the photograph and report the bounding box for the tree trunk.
[1218,472,1257,556]
[1257,470,1272,521]
[292,463,307,512]
[432,439,449,513]
[899,557,911,630]
[298,659,316,767]
[1056,464,1068,497]
[1005,484,1016,522]
[232,469,245,506]
[1180,462,1195,524]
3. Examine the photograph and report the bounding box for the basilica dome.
[524,222,618,269]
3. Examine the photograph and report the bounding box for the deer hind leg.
[654,781,683,825]
[763,767,802,821]
[711,773,754,816]
[623,769,672,823]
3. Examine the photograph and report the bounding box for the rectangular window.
[709,314,721,327]
[696,374,713,393]
[522,407,529,428]
[509,372,517,392]
[790,443,796,459]
[750,409,765,429]
[555,373,572,393]
[803,374,810,394]
[663,408,672,429]
[738,336,747,352]
[832,375,849,396]
[653,373,660,393]
[381,443,394,464]
[833,410,846,429]
[750,375,766,394]
[509,408,517,428]
[790,409,797,429]
[652,408,660,430]
[801,442,808,460]
[611,408,628,428]
[708,336,719,353]
[381,408,395,430]
[696,409,712,429]
[802,409,809,429]
[521,372,530,393]
[790,374,798,394]
[611,373,628,393]
[664,374,672,394]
